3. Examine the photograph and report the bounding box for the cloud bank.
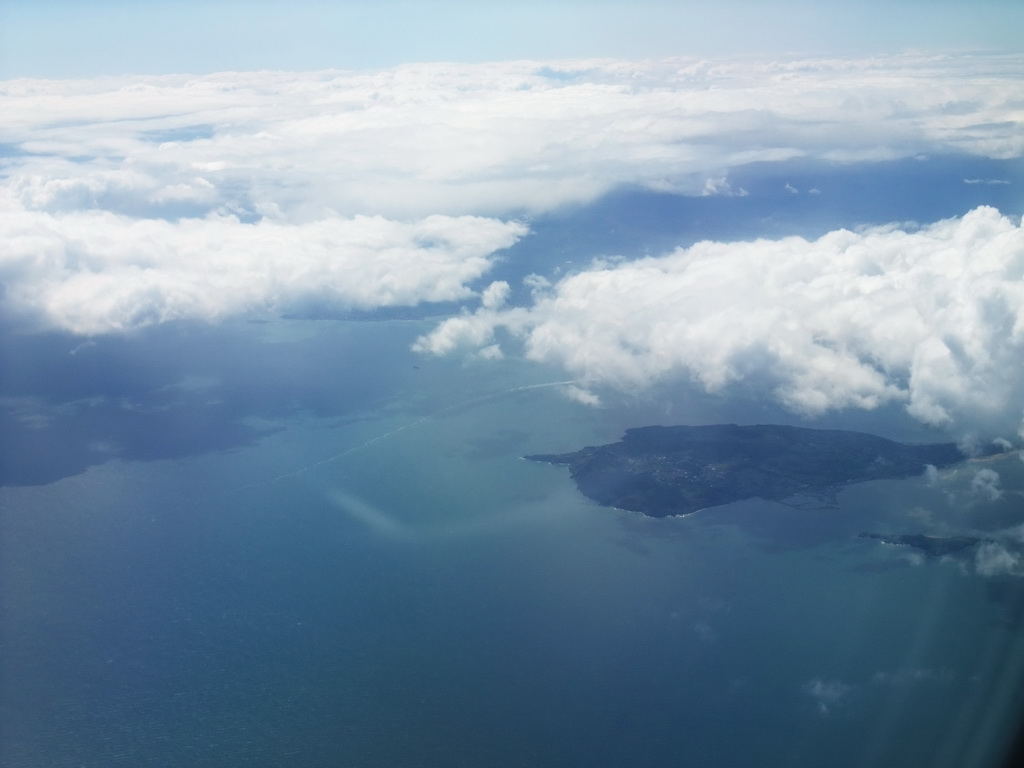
[3,53,1022,221]
[417,207,1024,437]
[1,53,1022,337]
[0,202,526,333]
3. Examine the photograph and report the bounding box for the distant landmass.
[858,532,984,557]
[525,424,968,518]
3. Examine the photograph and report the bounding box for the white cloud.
[700,176,747,197]
[975,541,1022,577]
[993,437,1014,452]
[419,207,1024,437]
[802,678,850,715]
[561,384,602,407]
[2,53,1023,343]
[971,468,1003,502]
[1,53,1022,223]
[480,280,511,311]
[904,551,926,567]
[477,344,505,361]
[0,204,526,333]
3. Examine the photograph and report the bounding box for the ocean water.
[3,318,1024,768]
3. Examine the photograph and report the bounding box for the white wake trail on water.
[216,379,584,500]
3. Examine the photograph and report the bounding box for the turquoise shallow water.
[2,320,1024,768]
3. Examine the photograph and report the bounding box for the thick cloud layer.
[0,201,525,333]
[3,54,1022,221]
[1,53,1022,337]
[417,207,1024,438]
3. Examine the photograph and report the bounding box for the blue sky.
[2,0,1022,77]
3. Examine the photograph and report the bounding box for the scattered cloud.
[802,678,851,715]
[477,344,505,361]
[904,551,926,567]
[975,541,1022,577]
[0,206,526,333]
[419,206,1024,439]
[804,667,955,716]
[971,468,1003,502]
[993,437,1015,452]
[700,176,747,197]
[561,384,602,407]
[480,280,512,311]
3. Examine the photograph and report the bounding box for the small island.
[526,424,967,518]
[858,532,983,557]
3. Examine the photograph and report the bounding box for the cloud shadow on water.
[0,319,413,486]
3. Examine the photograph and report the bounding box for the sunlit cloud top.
[3,53,1022,223]
[418,206,1024,439]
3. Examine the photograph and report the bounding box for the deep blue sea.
[3,155,1024,767]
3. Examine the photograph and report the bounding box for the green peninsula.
[526,424,966,518]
